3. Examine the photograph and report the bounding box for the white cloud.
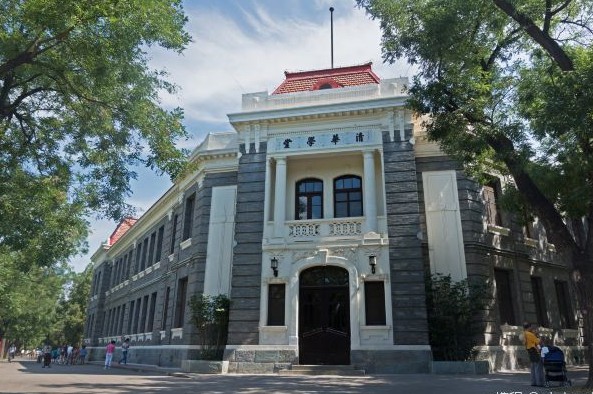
[74,2,414,272]
[151,3,412,130]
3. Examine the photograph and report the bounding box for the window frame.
[364,281,386,326]
[295,178,324,220]
[333,175,363,218]
[267,283,286,326]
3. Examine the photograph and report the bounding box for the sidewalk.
[91,361,591,394]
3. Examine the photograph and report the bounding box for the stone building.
[84,63,583,373]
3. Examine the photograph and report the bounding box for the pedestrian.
[66,344,73,365]
[42,344,52,368]
[8,344,16,362]
[78,345,87,365]
[104,340,116,369]
[523,322,544,387]
[119,338,130,365]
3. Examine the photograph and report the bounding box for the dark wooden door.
[299,266,350,365]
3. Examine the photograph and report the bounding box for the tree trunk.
[572,249,593,387]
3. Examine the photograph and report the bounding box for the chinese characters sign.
[274,131,375,152]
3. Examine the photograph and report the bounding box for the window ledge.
[180,238,192,250]
[171,327,183,339]
[524,237,538,248]
[487,224,510,236]
[260,325,288,332]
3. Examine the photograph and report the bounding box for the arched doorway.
[299,265,350,365]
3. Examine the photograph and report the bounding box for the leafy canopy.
[0,0,191,269]
[357,0,593,253]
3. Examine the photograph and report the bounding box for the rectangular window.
[122,255,128,281]
[365,281,386,325]
[141,238,149,271]
[494,269,516,325]
[133,297,142,333]
[155,225,164,264]
[183,193,195,241]
[169,214,178,254]
[113,306,121,336]
[127,250,133,278]
[140,295,149,333]
[484,179,502,226]
[119,304,126,335]
[147,232,156,267]
[174,277,188,328]
[267,284,285,326]
[162,287,171,330]
[555,280,575,329]
[531,277,548,327]
[147,292,158,333]
[135,243,142,274]
[106,309,113,336]
[127,300,135,334]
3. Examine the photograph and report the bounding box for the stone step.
[278,365,366,376]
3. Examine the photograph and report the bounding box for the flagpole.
[329,7,334,69]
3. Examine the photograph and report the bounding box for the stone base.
[181,360,227,374]
[351,348,432,374]
[224,346,296,374]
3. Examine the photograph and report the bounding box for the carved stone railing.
[286,217,364,240]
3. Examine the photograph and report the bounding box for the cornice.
[228,96,407,128]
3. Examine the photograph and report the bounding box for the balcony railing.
[285,217,364,240]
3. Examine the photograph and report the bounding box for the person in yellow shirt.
[524,322,544,386]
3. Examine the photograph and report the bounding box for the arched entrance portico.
[298,265,350,365]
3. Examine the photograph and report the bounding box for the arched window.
[334,175,362,218]
[295,178,323,220]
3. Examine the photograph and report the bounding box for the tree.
[425,274,489,361]
[53,264,92,346]
[357,0,593,386]
[189,294,230,360]
[0,0,191,270]
[0,255,67,353]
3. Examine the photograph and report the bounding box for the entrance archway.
[299,265,350,365]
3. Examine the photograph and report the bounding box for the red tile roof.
[272,63,380,95]
[109,217,137,246]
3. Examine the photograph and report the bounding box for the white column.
[273,157,287,237]
[363,150,377,233]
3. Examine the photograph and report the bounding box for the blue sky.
[69,0,415,272]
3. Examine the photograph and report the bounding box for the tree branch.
[485,133,579,251]
[543,0,553,34]
[492,0,574,71]
[551,0,572,16]
[481,27,522,71]
[0,26,75,77]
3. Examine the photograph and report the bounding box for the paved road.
[0,358,589,393]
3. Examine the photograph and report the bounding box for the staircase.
[278,365,366,376]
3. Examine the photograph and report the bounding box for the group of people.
[523,322,556,387]
[39,344,88,368]
[104,338,130,369]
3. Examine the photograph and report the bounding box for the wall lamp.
[271,257,279,277]
[369,255,377,274]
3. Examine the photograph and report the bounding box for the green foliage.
[53,264,92,346]
[0,254,68,349]
[356,0,593,243]
[425,274,489,361]
[189,294,230,361]
[0,0,191,271]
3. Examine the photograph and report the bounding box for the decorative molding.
[180,238,192,250]
[171,328,183,340]
[487,225,511,237]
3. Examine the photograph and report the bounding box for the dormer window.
[311,78,342,91]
